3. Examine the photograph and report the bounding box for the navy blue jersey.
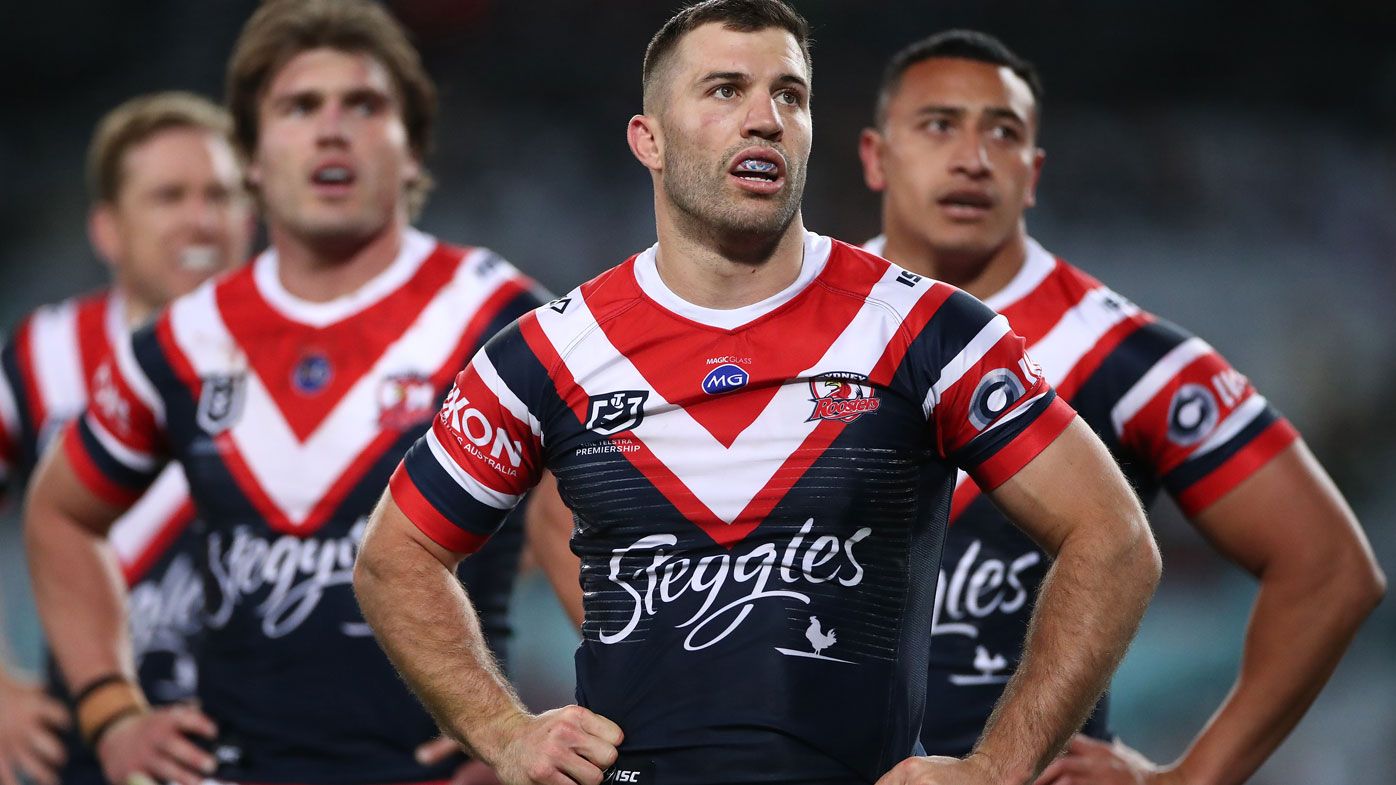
[64,229,545,784]
[392,233,1077,784]
[0,291,204,785]
[866,237,1298,756]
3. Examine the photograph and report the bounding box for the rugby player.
[23,1,557,783]
[857,30,1385,785]
[353,2,1162,784]
[0,91,250,785]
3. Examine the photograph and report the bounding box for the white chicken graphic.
[805,616,837,656]
[774,614,854,663]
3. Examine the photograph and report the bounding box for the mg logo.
[701,363,749,395]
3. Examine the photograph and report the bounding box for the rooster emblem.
[804,616,837,656]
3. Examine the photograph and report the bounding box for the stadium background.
[1,1,1391,782]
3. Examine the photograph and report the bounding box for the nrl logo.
[586,390,649,436]
[197,373,246,434]
[806,372,881,424]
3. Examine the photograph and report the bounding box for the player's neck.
[116,287,156,330]
[882,228,1028,303]
[267,215,408,303]
[653,205,807,310]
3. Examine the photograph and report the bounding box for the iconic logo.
[774,614,853,664]
[1167,383,1219,446]
[586,390,649,435]
[967,369,1027,430]
[197,373,246,434]
[702,363,749,395]
[378,373,437,431]
[806,372,881,424]
[932,538,1040,686]
[597,519,871,652]
[206,521,370,639]
[548,297,571,314]
[292,352,333,394]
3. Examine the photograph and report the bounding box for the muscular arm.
[1163,440,1383,785]
[355,490,620,785]
[525,472,583,629]
[355,491,525,755]
[22,444,133,693]
[970,417,1161,783]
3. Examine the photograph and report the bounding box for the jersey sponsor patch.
[967,369,1027,430]
[701,363,749,395]
[1166,383,1219,446]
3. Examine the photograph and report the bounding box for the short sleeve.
[390,324,546,554]
[63,331,168,507]
[924,290,1076,490]
[1107,325,1297,516]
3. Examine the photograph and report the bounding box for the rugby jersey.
[61,229,544,784]
[392,232,1078,784]
[866,235,1297,756]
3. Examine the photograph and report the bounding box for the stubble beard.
[662,141,805,262]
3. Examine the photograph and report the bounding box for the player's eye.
[713,85,738,100]
[990,124,1022,142]
[922,117,953,134]
[776,89,802,107]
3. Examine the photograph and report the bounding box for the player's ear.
[858,127,886,192]
[88,203,120,269]
[1024,147,1046,208]
[628,114,662,172]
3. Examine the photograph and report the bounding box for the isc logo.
[702,363,749,395]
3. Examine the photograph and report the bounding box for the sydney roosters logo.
[806,372,881,424]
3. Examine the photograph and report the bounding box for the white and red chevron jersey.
[865,235,1299,756]
[392,232,1077,784]
[1,291,200,784]
[63,229,545,784]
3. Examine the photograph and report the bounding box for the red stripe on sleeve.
[389,463,488,554]
[12,316,47,431]
[1175,419,1299,517]
[969,396,1076,490]
[75,293,111,390]
[62,424,142,507]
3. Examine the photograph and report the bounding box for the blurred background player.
[0,91,251,785]
[22,1,563,784]
[354,2,1160,784]
[858,30,1385,785]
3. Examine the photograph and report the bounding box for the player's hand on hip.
[1034,734,1179,785]
[875,753,1001,785]
[0,671,70,785]
[95,704,218,785]
[487,705,622,785]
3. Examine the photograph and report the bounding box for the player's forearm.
[1172,548,1384,785]
[354,530,529,762]
[974,519,1160,783]
[24,499,135,691]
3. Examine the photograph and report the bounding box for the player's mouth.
[937,189,996,221]
[178,244,222,272]
[309,161,357,197]
[728,148,785,195]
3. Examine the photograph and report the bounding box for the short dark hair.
[226,0,438,216]
[875,30,1043,129]
[642,0,812,111]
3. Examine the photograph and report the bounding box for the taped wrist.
[75,675,150,748]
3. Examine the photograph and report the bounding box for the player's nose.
[741,94,784,142]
